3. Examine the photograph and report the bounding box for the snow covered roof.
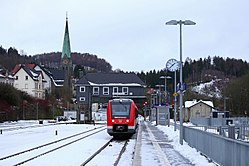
[88,81,142,87]
[0,74,15,80]
[185,99,214,108]
[48,69,65,87]
[76,72,145,87]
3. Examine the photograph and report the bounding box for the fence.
[238,124,249,141]
[190,117,229,126]
[190,117,249,126]
[183,126,249,166]
[190,117,249,141]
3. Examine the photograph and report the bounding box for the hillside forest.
[0,45,249,120]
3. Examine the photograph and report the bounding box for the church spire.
[61,12,71,60]
[61,13,72,101]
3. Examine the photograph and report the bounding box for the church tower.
[61,14,72,98]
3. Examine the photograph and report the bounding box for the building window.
[35,83,38,89]
[93,87,99,95]
[122,87,128,95]
[25,75,28,80]
[79,97,85,101]
[25,84,28,89]
[113,87,118,94]
[103,87,109,95]
[16,76,18,80]
[80,86,85,92]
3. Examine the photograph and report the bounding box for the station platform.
[133,121,194,166]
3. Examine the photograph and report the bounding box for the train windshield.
[111,101,131,118]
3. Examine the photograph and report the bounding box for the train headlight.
[126,120,129,123]
[112,120,114,122]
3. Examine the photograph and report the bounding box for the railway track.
[0,126,106,166]
[0,121,74,132]
[80,139,130,166]
[114,140,129,166]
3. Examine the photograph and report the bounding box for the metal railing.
[187,125,249,141]
[190,117,249,141]
[183,125,249,166]
[190,117,249,126]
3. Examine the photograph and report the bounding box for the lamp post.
[160,75,172,105]
[36,102,39,120]
[166,20,196,145]
[174,70,177,131]
[151,93,157,122]
[155,85,164,106]
[160,75,172,127]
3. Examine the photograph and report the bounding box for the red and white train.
[106,98,138,137]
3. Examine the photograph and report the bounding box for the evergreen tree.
[0,46,6,55]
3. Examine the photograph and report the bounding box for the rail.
[114,140,128,166]
[0,126,106,166]
[0,121,75,133]
[80,139,114,166]
[80,139,129,166]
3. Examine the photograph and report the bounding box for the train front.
[107,99,137,137]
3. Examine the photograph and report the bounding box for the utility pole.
[36,102,39,120]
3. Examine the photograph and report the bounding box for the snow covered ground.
[0,120,216,166]
[156,124,216,166]
[191,79,222,98]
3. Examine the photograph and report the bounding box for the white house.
[34,65,53,93]
[12,64,46,99]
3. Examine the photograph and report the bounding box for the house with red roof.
[12,64,46,99]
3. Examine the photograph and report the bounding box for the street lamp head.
[165,20,178,25]
[155,84,164,87]
[166,76,172,79]
[160,76,172,79]
[183,20,196,25]
[160,76,164,79]
[166,20,196,26]
[155,84,164,89]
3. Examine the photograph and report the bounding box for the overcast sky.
[1,0,249,72]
